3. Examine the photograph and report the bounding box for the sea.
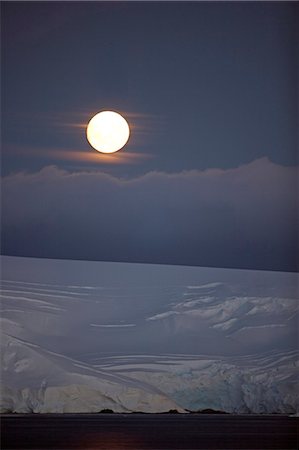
[1,413,298,450]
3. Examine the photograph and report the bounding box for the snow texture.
[1,256,298,413]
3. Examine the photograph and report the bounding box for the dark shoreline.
[1,412,297,421]
[0,412,296,416]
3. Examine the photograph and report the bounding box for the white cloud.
[1,157,298,270]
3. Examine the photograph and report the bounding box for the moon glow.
[86,111,130,154]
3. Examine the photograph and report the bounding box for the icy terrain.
[1,256,298,413]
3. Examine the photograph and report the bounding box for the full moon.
[86,111,130,154]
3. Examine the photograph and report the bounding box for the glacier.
[0,256,298,414]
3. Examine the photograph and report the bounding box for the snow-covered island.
[1,256,298,414]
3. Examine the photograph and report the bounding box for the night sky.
[1,1,298,271]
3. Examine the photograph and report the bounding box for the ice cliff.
[1,256,298,413]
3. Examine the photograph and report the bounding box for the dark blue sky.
[1,1,298,271]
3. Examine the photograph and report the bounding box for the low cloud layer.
[2,158,298,271]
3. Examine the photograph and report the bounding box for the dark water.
[1,414,298,450]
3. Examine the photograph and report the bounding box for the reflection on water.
[75,432,143,449]
[1,415,297,450]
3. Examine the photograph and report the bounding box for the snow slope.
[1,256,298,413]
